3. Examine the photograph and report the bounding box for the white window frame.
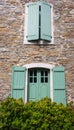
[24,3,54,44]
[23,63,55,103]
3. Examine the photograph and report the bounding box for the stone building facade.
[0,0,74,103]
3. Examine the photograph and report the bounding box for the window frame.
[23,63,54,103]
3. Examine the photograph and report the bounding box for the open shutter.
[12,66,26,101]
[41,1,52,41]
[27,2,39,41]
[53,66,66,105]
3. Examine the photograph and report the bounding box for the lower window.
[12,65,66,105]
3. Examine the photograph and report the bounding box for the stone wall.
[0,0,74,102]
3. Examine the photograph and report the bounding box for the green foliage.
[0,97,74,130]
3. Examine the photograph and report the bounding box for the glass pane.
[45,71,48,76]
[34,70,37,76]
[39,5,41,11]
[41,77,44,83]
[41,71,44,76]
[34,78,37,83]
[30,71,33,76]
[45,77,48,83]
[30,77,33,83]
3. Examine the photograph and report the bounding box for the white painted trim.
[23,63,55,103]
[24,3,54,44]
[24,67,28,103]
[24,4,29,44]
[23,63,54,69]
[50,68,53,101]
[51,4,54,44]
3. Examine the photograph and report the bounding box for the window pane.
[45,71,48,76]
[30,71,33,76]
[45,77,48,83]
[39,5,41,11]
[41,77,44,83]
[34,70,37,76]
[41,71,44,76]
[34,78,37,83]
[30,77,33,83]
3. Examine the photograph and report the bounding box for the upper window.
[24,0,53,43]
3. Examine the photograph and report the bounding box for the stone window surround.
[23,63,55,103]
[24,3,54,44]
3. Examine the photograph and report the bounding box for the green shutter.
[27,2,39,41]
[40,1,52,41]
[27,1,52,41]
[53,66,66,105]
[12,66,26,101]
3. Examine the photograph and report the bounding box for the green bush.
[0,97,74,130]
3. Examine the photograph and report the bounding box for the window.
[41,70,48,83]
[12,64,66,105]
[29,70,37,83]
[29,69,49,83]
[24,1,53,43]
[28,68,50,101]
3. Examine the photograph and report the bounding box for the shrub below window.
[0,97,74,130]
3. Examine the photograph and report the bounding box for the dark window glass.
[45,71,48,76]
[30,71,33,76]
[41,77,44,83]
[39,5,41,11]
[34,70,37,76]
[41,71,44,76]
[30,77,33,83]
[45,77,48,83]
[34,78,37,83]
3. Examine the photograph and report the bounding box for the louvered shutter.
[12,66,26,101]
[53,66,66,105]
[27,2,39,41]
[40,1,52,41]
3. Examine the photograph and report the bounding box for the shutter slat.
[12,66,26,101]
[53,66,66,105]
